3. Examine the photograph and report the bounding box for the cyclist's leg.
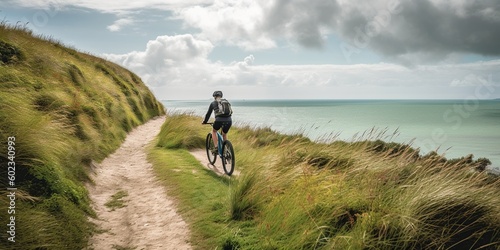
[212,121,223,146]
[221,121,232,141]
[212,129,218,147]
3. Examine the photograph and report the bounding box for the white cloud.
[450,74,496,87]
[235,55,255,71]
[3,0,212,13]
[104,34,500,100]
[7,0,499,63]
[174,0,275,50]
[174,0,340,50]
[107,17,134,32]
[172,0,500,63]
[105,34,215,88]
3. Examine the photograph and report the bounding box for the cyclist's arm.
[202,102,214,123]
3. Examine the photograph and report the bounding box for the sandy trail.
[190,149,226,176]
[86,116,191,250]
[190,148,240,176]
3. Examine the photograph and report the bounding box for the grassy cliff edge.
[150,113,499,249]
[0,24,164,249]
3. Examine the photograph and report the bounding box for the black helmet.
[212,90,223,97]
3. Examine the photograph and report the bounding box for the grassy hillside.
[150,113,499,250]
[0,23,164,249]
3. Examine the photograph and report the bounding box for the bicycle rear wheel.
[206,133,217,164]
[221,140,235,176]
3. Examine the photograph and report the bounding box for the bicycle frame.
[205,122,224,155]
[214,130,224,156]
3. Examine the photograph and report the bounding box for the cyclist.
[202,90,232,148]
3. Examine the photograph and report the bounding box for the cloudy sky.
[2,0,500,100]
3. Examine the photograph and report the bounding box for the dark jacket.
[203,100,232,123]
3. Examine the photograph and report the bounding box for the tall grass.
[0,23,165,249]
[228,128,499,249]
[152,113,499,249]
[156,112,206,150]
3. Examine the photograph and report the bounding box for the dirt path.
[190,149,226,176]
[86,116,192,250]
[190,149,240,176]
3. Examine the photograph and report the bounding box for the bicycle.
[204,123,235,176]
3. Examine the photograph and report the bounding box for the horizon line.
[161,98,500,101]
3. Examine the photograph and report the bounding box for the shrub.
[67,63,85,85]
[0,40,23,64]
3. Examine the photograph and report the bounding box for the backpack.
[215,98,233,117]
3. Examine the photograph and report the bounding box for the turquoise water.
[163,99,500,170]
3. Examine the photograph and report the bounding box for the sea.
[162,99,500,172]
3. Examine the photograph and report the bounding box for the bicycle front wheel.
[206,133,217,164]
[221,140,235,176]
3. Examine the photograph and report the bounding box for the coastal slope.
[0,24,164,249]
[149,113,500,249]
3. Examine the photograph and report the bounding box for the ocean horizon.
[163,99,500,172]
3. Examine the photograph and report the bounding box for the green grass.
[0,23,165,249]
[105,190,129,211]
[148,147,238,248]
[150,113,500,250]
